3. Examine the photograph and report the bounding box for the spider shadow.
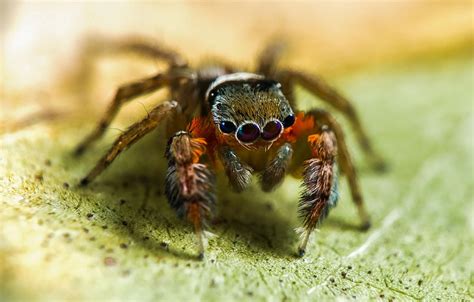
[212,179,300,258]
[79,176,202,262]
[65,128,300,260]
[323,216,367,232]
[63,129,201,261]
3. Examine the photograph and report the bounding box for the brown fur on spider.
[75,37,386,259]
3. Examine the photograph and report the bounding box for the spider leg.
[74,70,191,155]
[296,109,371,256]
[165,131,216,259]
[256,41,295,105]
[260,143,293,192]
[278,69,386,172]
[297,125,339,256]
[78,36,187,72]
[104,36,188,67]
[257,40,286,76]
[79,100,177,186]
[69,36,188,103]
[311,109,370,228]
[218,146,253,192]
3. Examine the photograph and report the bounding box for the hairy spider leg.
[277,70,386,172]
[287,110,370,256]
[79,101,177,186]
[165,131,216,260]
[297,125,338,257]
[74,71,191,155]
[308,109,371,230]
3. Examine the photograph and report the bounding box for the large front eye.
[261,120,283,141]
[219,121,237,133]
[236,123,260,143]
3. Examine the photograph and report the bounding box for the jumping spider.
[75,38,385,258]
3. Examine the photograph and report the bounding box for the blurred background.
[1,1,472,118]
[1,1,473,301]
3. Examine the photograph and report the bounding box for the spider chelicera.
[75,37,385,259]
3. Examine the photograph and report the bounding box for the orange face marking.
[282,112,315,143]
[186,112,319,159]
[307,134,320,146]
[188,111,318,150]
[189,137,207,163]
[188,117,214,139]
[187,117,219,163]
[307,134,321,157]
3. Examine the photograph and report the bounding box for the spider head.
[206,73,295,148]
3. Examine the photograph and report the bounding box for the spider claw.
[195,228,206,261]
[357,207,371,231]
[372,159,389,174]
[297,247,306,257]
[360,220,371,231]
[197,251,205,261]
[297,229,311,257]
[74,145,86,157]
[79,177,90,187]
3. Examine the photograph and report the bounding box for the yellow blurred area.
[2,1,472,91]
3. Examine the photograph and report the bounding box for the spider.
[75,37,385,259]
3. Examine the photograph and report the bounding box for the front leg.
[297,126,339,256]
[218,146,253,192]
[310,109,371,230]
[165,131,216,259]
[260,143,293,192]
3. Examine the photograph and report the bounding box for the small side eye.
[219,121,237,133]
[283,114,295,128]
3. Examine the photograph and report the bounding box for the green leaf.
[1,54,472,301]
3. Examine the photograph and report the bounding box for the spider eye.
[236,123,260,143]
[261,120,283,141]
[219,121,237,134]
[283,114,295,128]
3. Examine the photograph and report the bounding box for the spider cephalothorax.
[207,72,294,148]
[75,38,385,259]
